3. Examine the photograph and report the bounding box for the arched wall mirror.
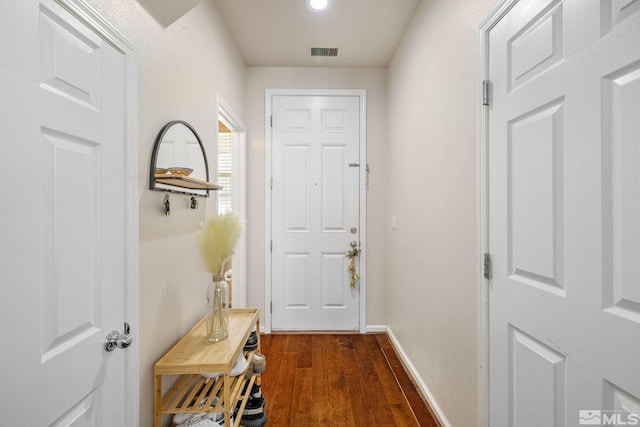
[149,121,221,197]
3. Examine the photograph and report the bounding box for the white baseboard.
[386,327,452,427]
[365,324,388,333]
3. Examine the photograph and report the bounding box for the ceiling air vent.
[310,47,339,57]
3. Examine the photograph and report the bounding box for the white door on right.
[488,1,640,426]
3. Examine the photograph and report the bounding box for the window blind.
[218,131,233,214]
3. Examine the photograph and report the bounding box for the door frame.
[216,94,248,307]
[264,89,367,333]
[476,1,524,427]
[55,0,140,423]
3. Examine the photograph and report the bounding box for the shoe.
[173,397,219,424]
[175,411,233,427]
[240,413,267,427]
[174,414,217,427]
[235,394,265,413]
[208,411,234,426]
[174,413,195,425]
[201,353,249,378]
[243,331,258,352]
[238,395,266,426]
[230,353,249,376]
[241,382,262,400]
[250,385,262,400]
[241,397,265,416]
[250,352,266,374]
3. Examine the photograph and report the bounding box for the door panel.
[510,326,567,427]
[0,1,130,425]
[41,128,101,360]
[284,145,311,230]
[321,253,349,308]
[272,95,360,330]
[488,0,640,425]
[321,145,347,230]
[603,63,640,319]
[508,0,563,92]
[284,253,310,307]
[508,98,565,295]
[40,6,100,109]
[605,0,640,33]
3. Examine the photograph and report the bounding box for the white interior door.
[0,1,135,425]
[487,0,640,425]
[271,95,361,330]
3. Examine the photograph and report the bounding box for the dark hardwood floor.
[259,333,440,426]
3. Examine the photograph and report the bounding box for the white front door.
[271,95,361,330]
[487,0,640,425]
[0,1,135,425]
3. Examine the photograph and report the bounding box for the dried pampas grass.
[197,213,242,275]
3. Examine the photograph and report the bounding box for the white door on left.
[0,0,134,425]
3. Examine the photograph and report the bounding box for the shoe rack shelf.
[154,308,260,427]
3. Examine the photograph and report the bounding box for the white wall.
[245,67,388,328]
[82,1,245,425]
[386,0,496,426]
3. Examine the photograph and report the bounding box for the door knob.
[104,322,133,352]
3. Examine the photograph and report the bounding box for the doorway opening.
[216,96,247,308]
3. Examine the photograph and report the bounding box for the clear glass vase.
[206,275,229,342]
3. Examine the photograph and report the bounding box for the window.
[217,121,233,214]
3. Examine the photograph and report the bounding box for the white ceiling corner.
[136,0,205,28]
[213,0,422,67]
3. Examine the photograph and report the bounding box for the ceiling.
[213,0,422,67]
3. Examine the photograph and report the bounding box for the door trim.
[216,94,248,307]
[264,89,367,333]
[55,0,140,424]
[477,2,519,427]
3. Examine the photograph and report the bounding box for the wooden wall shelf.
[154,174,223,191]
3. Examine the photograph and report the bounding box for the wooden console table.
[154,308,260,426]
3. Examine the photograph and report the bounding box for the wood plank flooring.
[259,333,440,426]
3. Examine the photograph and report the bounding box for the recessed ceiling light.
[307,0,331,12]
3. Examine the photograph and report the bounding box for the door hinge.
[270,177,273,189]
[270,240,273,252]
[482,80,491,106]
[270,302,272,313]
[270,115,273,127]
[483,253,491,279]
